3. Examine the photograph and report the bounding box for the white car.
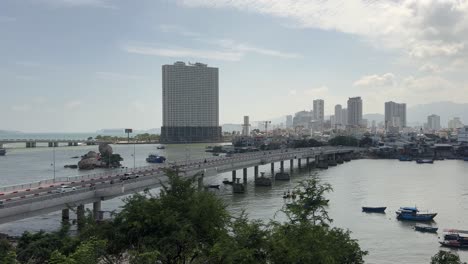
[57,185,77,193]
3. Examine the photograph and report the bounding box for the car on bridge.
[120,173,140,181]
[57,185,77,193]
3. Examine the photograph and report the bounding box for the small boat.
[416,159,434,164]
[0,148,5,156]
[146,154,166,163]
[439,229,468,248]
[396,207,437,221]
[398,156,413,161]
[156,145,166,149]
[207,184,220,189]
[222,178,233,185]
[414,225,438,233]
[362,207,387,213]
[275,172,290,181]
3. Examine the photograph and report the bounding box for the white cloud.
[96,71,142,81]
[11,104,31,112]
[215,39,301,59]
[353,73,395,87]
[178,0,468,61]
[64,100,82,110]
[123,45,243,62]
[418,63,441,74]
[39,0,117,9]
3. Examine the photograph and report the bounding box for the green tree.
[431,250,466,264]
[49,237,107,264]
[329,136,359,147]
[0,238,17,264]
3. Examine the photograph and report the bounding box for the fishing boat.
[146,154,166,163]
[414,225,438,233]
[156,145,166,149]
[0,148,5,156]
[222,178,233,185]
[398,156,413,161]
[416,159,434,164]
[362,207,387,213]
[396,207,437,221]
[439,229,468,248]
[207,184,220,189]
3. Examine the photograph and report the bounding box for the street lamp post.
[53,143,56,182]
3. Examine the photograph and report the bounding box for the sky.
[1,0,468,132]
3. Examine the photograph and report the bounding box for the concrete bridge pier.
[280,161,284,172]
[243,168,248,185]
[48,142,53,147]
[298,158,302,168]
[77,204,85,229]
[68,142,73,146]
[306,157,310,166]
[73,142,78,146]
[93,201,102,221]
[289,159,293,172]
[62,209,70,222]
[254,166,259,180]
[232,170,237,183]
[54,142,58,147]
[26,142,36,148]
[271,163,275,174]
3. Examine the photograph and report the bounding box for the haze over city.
[2,0,468,132]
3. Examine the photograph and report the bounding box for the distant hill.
[408,101,468,126]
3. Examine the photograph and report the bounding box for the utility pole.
[53,143,56,182]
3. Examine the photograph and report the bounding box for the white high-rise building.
[334,104,342,126]
[347,97,363,127]
[313,99,325,122]
[427,114,441,131]
[286,115,293,128]
[161,62,222,143]
[242,116,250,136]
[385,101,406,131]
[448,117,463,129]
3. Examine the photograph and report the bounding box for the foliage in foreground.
[8,171,368,264]
[431,250,466,264]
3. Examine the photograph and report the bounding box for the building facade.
[458,126,468,143]
[448,117,463,129]
[334,104,342,126]
[161,62,222,143]
[384,101,406,131]
[347,97,363,127]
[427,114,441,131]
[313,99,324,122]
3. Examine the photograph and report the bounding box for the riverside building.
[161,62,222,143]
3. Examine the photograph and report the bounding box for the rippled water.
[1,144,468,263]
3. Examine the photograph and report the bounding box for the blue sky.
[1,0,467,132]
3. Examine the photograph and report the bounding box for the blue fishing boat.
[396,207,437,221]
[414,225,438,233]
[146,154,166,163]
[416,159,434,164]
[362,207,387,213]
[398,156,413,161]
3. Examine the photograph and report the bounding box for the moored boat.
[156,145,166,149]
[146,154,166,163]
[398,156,413,161]
[222,178,233,185]
[362,206,386,213]
[439,229,468,248]
[414,225,438,233]
[416,159,434,164]
[396,207,437,221]
[0,148,5,156]
[207,184,220,189]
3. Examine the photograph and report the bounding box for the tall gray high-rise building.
[341,108,348,125]
[334,104,342,126]
[347,97,363,127]
[313,99,325,121]
[161,62,222,143]
[385,101,406,130]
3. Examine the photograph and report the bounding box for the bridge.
[0,139,113,148]
[0,146,360,225]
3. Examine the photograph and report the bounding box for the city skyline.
[2,0,468,132]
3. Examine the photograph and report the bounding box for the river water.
[1,143,467,263]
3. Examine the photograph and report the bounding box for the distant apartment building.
[448,117,463,129]
[341,108,348,126]
[384,101,406,131]
[334,104,342,126]
[347,97,363,127]
[293,111,312,129]
[286,115,293,128]
[427,114,441,131]
[161,62,222,143]
[242,116,250,136]
[458,126,468,143]
[313,99,325,122]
